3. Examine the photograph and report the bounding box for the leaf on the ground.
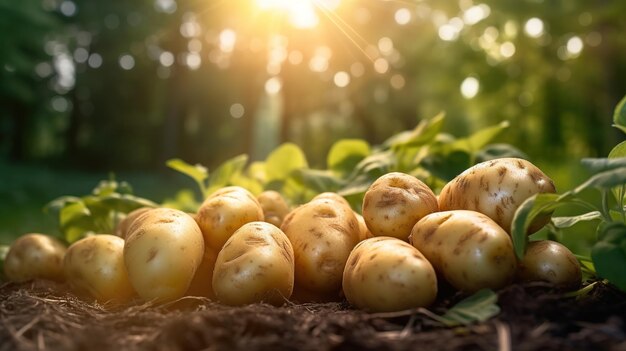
[551,211,602,229]
[435,289,501,327]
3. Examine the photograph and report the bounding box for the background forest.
[1,0,625,243]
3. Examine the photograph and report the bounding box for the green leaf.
[296,169,345,193]
[98,194,158,213]
[207,154,249,194]
[383,112,445,148]
[265,143,308,182]
[580,157,626,173]
[327,139,370,176]
[511,193,563,259]
[592,223,626,291]
[571,167,626,195]
[436,289,501,327]
[92,180,120,196]
[44,196,83,215]
[59,201,95,243]
[447,120,510,153]
[475,143,528,163]
[166,158,209,185]
[612,94,626,134]
[0,245,9,282]
[420,150,471,182]
[551,211,602,229]
[608,141,626,159]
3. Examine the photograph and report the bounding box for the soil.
[1,280,625,351]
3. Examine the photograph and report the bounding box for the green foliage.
[510,94,626,292]
[613,95,626,134]
[433,289,501,327]
[46,179,158,243]
[0,245,8,281]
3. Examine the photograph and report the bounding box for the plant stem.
[601,190,611,221]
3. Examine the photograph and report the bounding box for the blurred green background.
[1,0,625,244]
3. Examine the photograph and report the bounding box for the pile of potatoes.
[3,158,582,312]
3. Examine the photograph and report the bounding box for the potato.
[313,192,351,207]
[362,172,438,241]
[343,237,437,312]
[124,208,204,302]
[518,240,581,288]
[114,207,152,239]
[410,210,517,292]
[196,186,264,251]
[3,233,66,282]
[438,158,556,233]
[212,221,294,305]
[64,235,135,303]
[257,190,290,227]
[355,212,374,242]
[185,247,219,299]
[281,196,360,301]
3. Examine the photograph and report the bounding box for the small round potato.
[518,240,582,288]
[410,210,517,292]
[3,233,66,282]
[438,158,556,233]
[257,190,290,227]
[354,212,374,242]
[114,207,152,239]
[212,221,294,306]
[64,235,135,303]
[362,172,438,240]
[196,186,264,251]
[343,237,438,312]
[185,247,219,299]
[281,196,360,301]
[124,208,205,302]
[313,192,351,207]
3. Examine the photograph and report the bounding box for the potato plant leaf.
[612,94,626,134]
[265,143,308,182]
[608,144,626,202]
[0,245,9,282]
[551,211,602,229]
[166,158,209,196]
[295,169,344,194]
[592,222,626,291]
[511,193,563,259]
[207,154,248,196]
[97,193,158,213]
[446,120,510,153]
[327,139,370,176]
[580,157,626,173]
[383,112,445,149]
[571,167,626,195]
[436,289,501,327]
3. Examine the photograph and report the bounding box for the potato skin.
[343,237,437,312]
[355,212,374,242]
[257,190,290,228]
[410,210,517,292]
[196,186,264,251]
[64,235,135,303]
[4,233,66,282]
[438,158,556,233]
[185,247,219,299]
[362,172,438,241]
[518,240,581,288]
[114,207,152,239]
[124,208,204,302]
[212,221,294,306]
[281,197,360,301]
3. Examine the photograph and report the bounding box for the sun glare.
[254,0,341,29]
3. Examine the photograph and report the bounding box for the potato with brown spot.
[362,172,438,241]
[124,208,204,302]
[518,240,581,288]
[114,207,152,239]
[64,235,135,303]
[281,196,360,301]
[438,158,556,233]
[212,221,294,306]
[4,233,66,282]
[343,237,437,312]
[196,186,264,251]
[410,210,517,292]
[257,190,290,227]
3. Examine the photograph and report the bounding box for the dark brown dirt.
[1,280,625,351]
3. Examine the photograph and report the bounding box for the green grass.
[0,161,194,245]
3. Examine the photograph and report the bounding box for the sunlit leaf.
[383,112,445,148]
[327,139,370,176]
[247,161,268,184]
[447,120,510,153]
[612,94,626,134]
[436,289,500,327]
[161,189,201,212]
[608,141,626,159]
[551,211,602,229]
[44,196,82,215]
[265,143,308,182]
[92,180,119,196]
[229,173,264,196]
[511,193,563,259]
[207,154,248,194]
[166,158,209,185]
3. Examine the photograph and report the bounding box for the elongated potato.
[213,222,294,305]
[3,233,66,282]
[362,172,438,240]
[124,208,204,302]
[114,207,152,239]
[518,240,581,288]
[343,237,437,312]
[196,186,264,251]
[64,235,135,303]
[281,196,360,301]
[410,210,517,292]
[438,158,556,233]
[257,190,290,227]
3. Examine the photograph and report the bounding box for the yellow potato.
[114,207,152,239]
[281,196,359,301]
[438,158,556,233]
[212,221,294,305]
[124,208,204,302]
[410,210,517,292]
[313,192,351,207]
[354,212,374,242]
[3,233,66,282]
[362,172,438,241]
[343,237,438,312]
[64,235,135,303]
[257,190,290,227]
[196,186,264,251]
[518,240,581,288]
